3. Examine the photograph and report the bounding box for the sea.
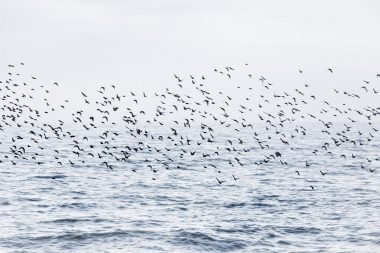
[0,124,379,253]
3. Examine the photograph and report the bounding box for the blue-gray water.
[0,126,379,253]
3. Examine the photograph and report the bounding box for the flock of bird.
[1,63,379,190]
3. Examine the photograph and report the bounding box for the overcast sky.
[1,0,380,120]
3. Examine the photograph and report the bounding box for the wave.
[170,230,248,252]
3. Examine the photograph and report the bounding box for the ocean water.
[0,124,379,253]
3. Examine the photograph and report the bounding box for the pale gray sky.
[1,0,380,120]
